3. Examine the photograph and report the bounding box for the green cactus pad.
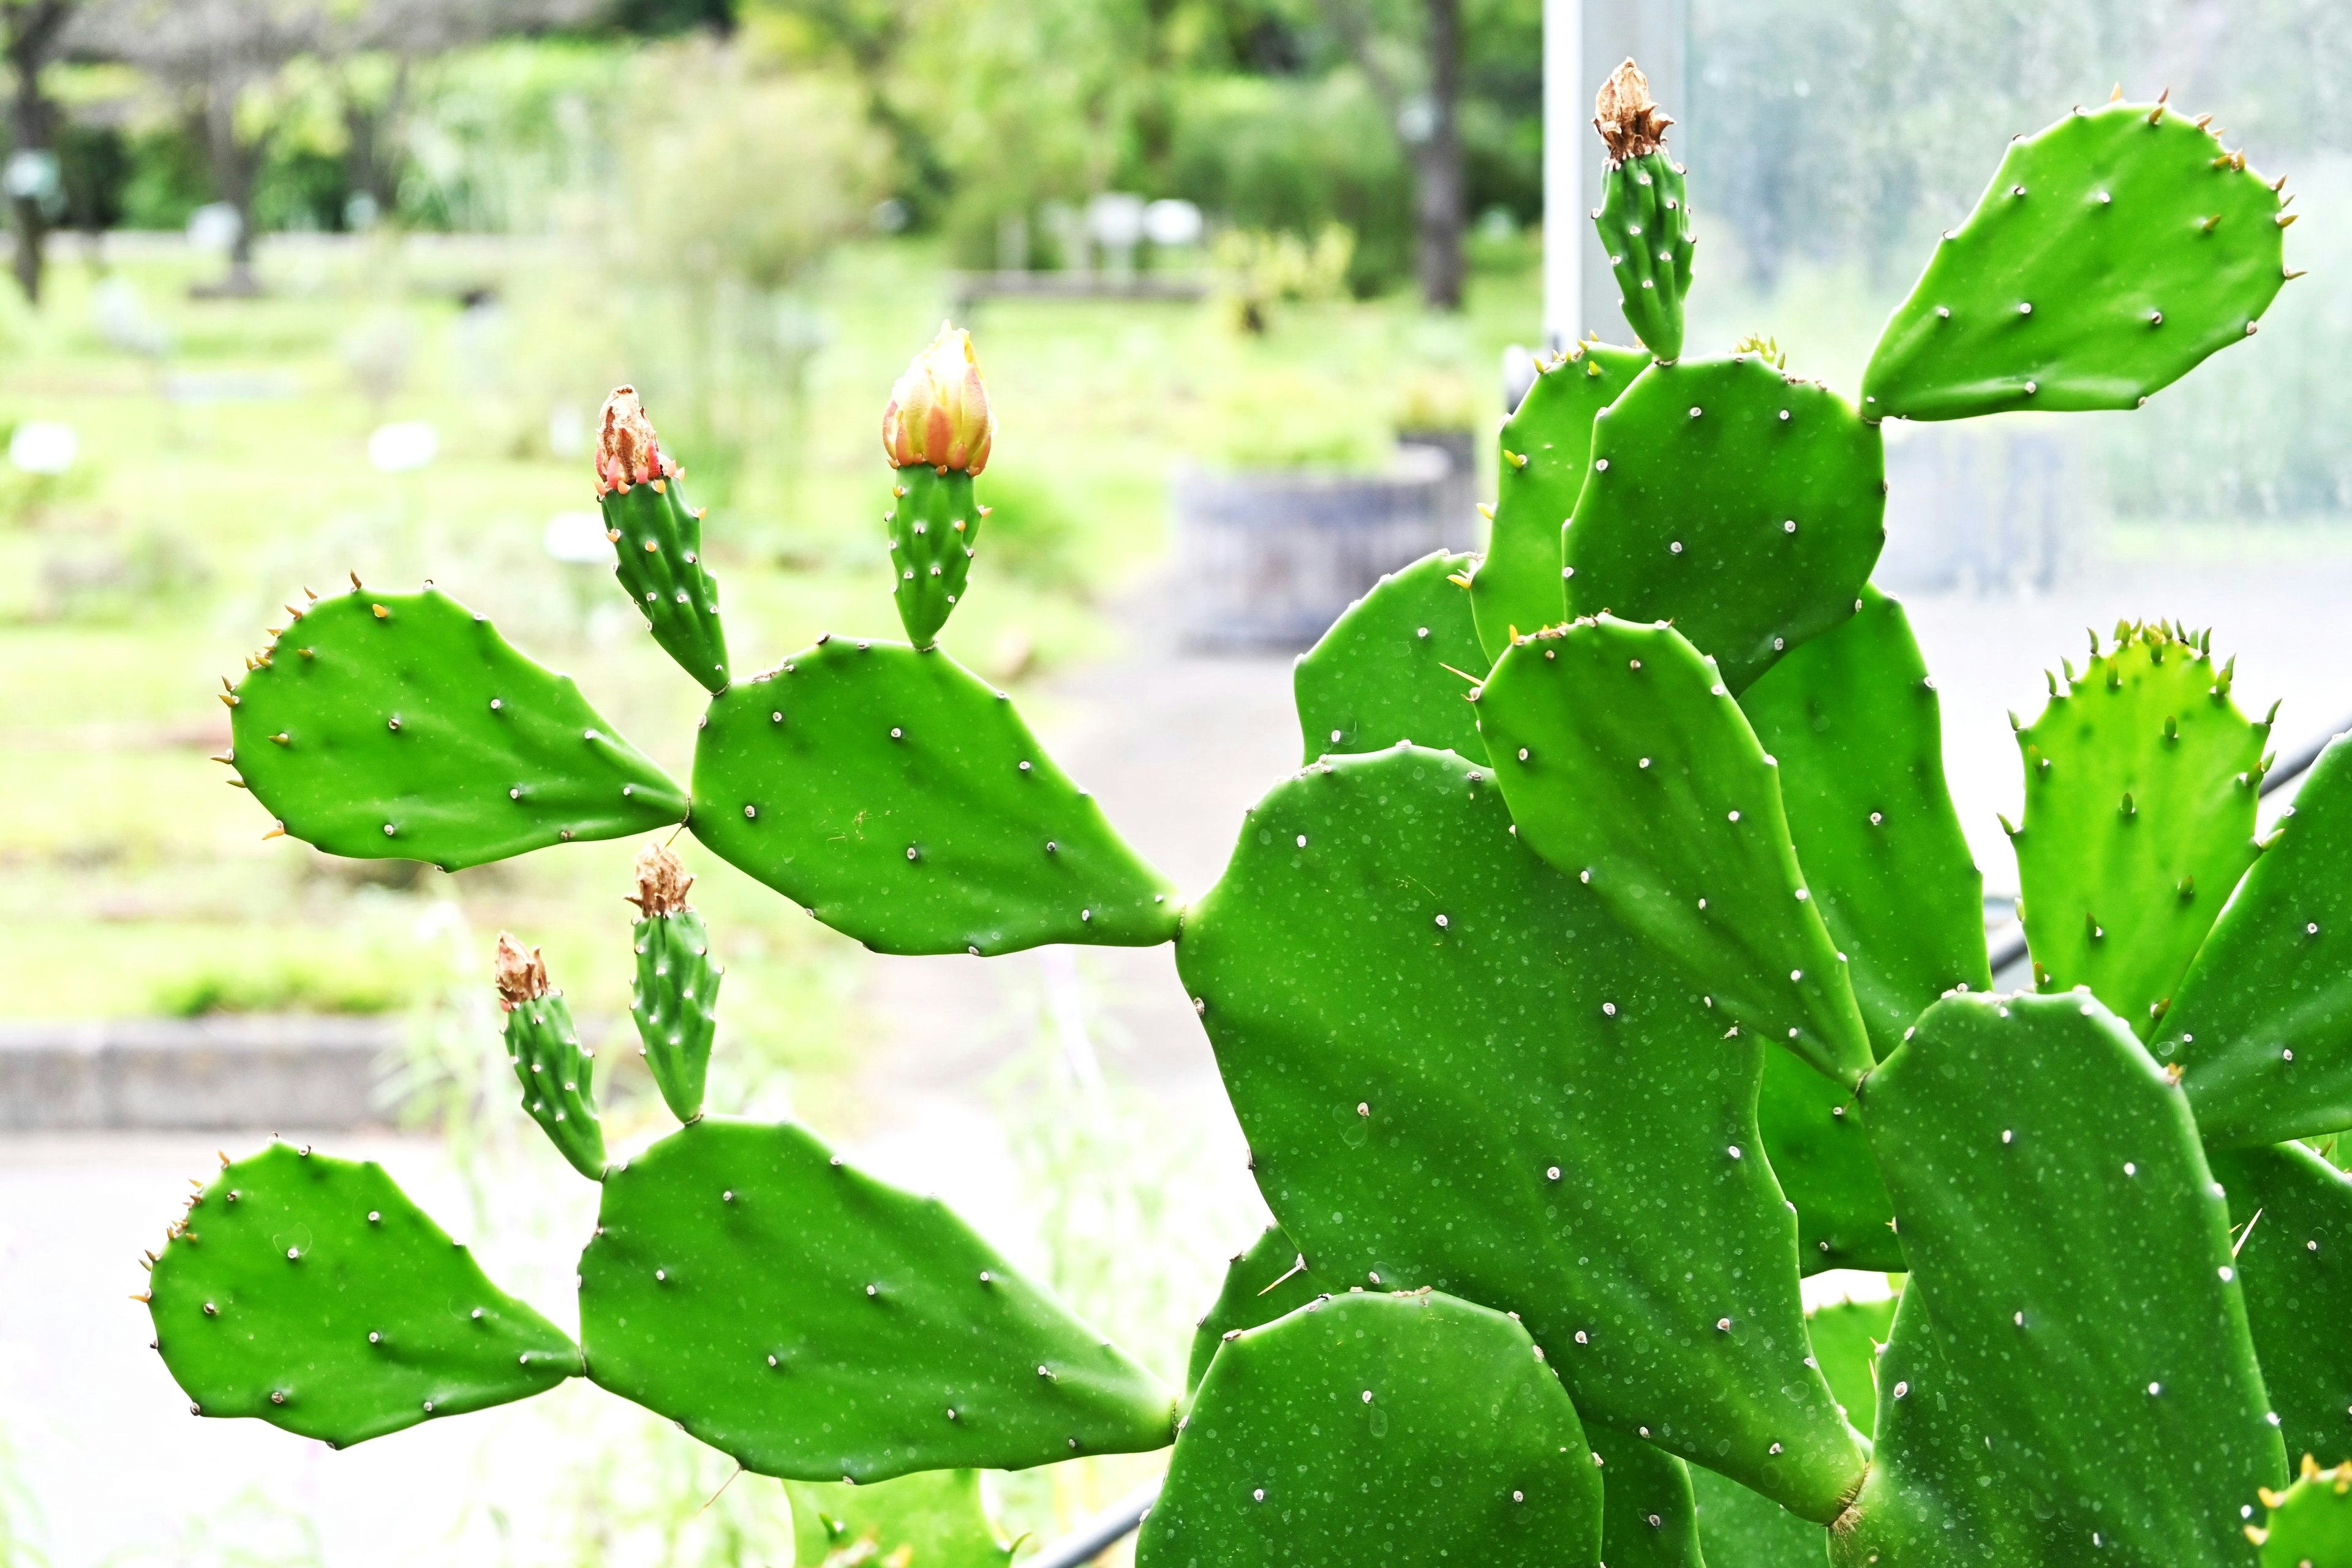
[601,473,729,692]
[2253,1459,2352,1568]
[1293,551,1487,765]
[2209,1142,2352,1471]
[1689,1464,1826,1568]
[1470,343,1648,663]
[1861,100,2290,421]
[577,1117,1175,1481]
[688,639,1179,956]
[1838,992,2284,1566]
[1804,1295,1897,1438]
[889,467,982,648]
[1594,153,1694,363]
[225,587,688,869]
[1591,1426,1703,1568]
[1136,1290,1604,1568]
[148,1142,579,1447]
[1480,616,1875,1090]
[632,908,721,1125]
[1561,354,1885,694]
[2015,621,2266,1033]
[504,989,606,1180]
[1177,744,1865,1521]
[2165,736,2352,1148]
[1185,1223,1327,1395]
[786,1469,1012,1568]
[1758,1052,1900,1275]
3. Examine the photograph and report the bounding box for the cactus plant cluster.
[143,60,2345,1568]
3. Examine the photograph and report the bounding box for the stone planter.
[1174,442,1480,650]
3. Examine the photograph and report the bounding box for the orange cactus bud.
[595,386,677,498]
[882,324,994,475]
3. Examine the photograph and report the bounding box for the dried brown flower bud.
[1594,58,1675,165]
[594,385,677,497]
[627,840,695,919]
[493,932,551,1010]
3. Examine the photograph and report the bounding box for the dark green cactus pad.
[785,1469,1012,1568]
[889,467,982,648]
[2209,1141,2352,1471]
[1185,1223,1327,1395]
[504,989,607,1180]
[1741,587,1990,1057]
[2015,622,2266,1034]
[1469,342,1647,663]
[1561,354,1885,694]
[1862,100,2290,421]
[1804,1295,1897,1438]
[1293,550,1486,766]
[148,1142,579,1447]
[632,908,721,1125]
[1758,1050,1901,1275]
[2166,736,2352,1148]
[688,639,1179,956]
[1480,617,1876,1090]
[1136,1291,1604,1568]
[577,1117,1175,1481]
[1838,992,2284,1566]
[1595,152,1694,363]
[1177,744,1866,1521]
[1591,1426,1703,1568]
[2253,1458,2352,1567]
[226,587,688,869]
[601,474,729,692]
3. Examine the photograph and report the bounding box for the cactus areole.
[147,66,2341,1568]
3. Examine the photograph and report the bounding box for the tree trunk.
[196,86,264,294]
[1413,0,1466,311]
[4,0,71,306]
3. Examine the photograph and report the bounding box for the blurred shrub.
[154,950,413,1017]
[970,467,1080,588]
[118,122,211,230]
[1210,223,1352,334]
[1205,360,1389,472]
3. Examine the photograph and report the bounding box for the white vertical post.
[1540,0,1583,352]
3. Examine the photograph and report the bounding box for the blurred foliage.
[1211,221,1354,331]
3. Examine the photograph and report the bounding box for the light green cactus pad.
[688,639,1178,956]
[2015,622,2266,1034]
[889,467,982,648]
[632,906,722,1125]
[1805,1295,1898,1439]
[1594,151,1694,363]
[1863,99,2290,420]
[503,989,606,1180]
[786,1469,1013,1568]
[1480,616,1875,1090]
[2167,735,2352,1148]
[2209,1141,2352,1471]
[1837,992,2283,1566]
[601,472,729,692]
[1293,550,1487,765]
[1591,1425,1703,1568]
[1758,1049,1901,1275]
[2253,1458,2352,1568]
[1470,342,1648,663]
[225,587,687,869]
[1561,353,1885,694]
[1177,744,1865,1521]
[1136,1291,1604,1568]
[1185,1223,1327,1396]
[577,1117,1174,1482]
[148,1142,578,1447]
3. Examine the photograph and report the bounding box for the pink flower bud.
[882,324,994,475]
[595,386,676,497]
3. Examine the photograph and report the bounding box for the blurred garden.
[9,0,2352,1563]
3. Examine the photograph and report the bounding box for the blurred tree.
[1319,0,1464,308]
[3,0,74,304]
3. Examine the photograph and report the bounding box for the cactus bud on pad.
[596,386,729,692]
[1591,59,1695,363]
[627,841,722,1125]
[497,934,607,1180]
[882,326,996,646]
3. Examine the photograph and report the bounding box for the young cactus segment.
[1293,550,1487,766]
[1741,587,1991,1057]
[1862,100,2290,420]
[1837,992,2285,1566]
[577,1117,1175,1481]
[2165,736,2352,1148]
[2206,1142,2352,1471]
[1136,1291,1604,1568]
[1480,617,1875,1090]
[1591,60,1695,363]
[1759,1050,1902,1274]
[627,842,722,1125]
[1469,340,1647,664]
[226,587,688,869]
[2015,620,2266,1034]
[688,638,1179,956]
[2252,1457,2352,1567]
[1177,745,1866,1521]
[1562,355,1885,693]
[786,1469,1014,1568]
[595,387,729,692]
[883,325,995,646]
[496,934,606,1180]
[1590,1426,1703,1568]
[1184,1223,1327,1395]
[148,1142,579,1447]
[1804,1294,1898,1438]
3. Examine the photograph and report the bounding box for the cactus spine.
[627,840,722,1123]
[1591,59,1694,363]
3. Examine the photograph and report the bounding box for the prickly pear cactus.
[627,840,722,1123]
[1590,59,1694,363]
[595,386,729,691]
[883,326,995,647]
[495,933,607,1180]
[2252,1457,2352,1568]
[1292,550,1487,765]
